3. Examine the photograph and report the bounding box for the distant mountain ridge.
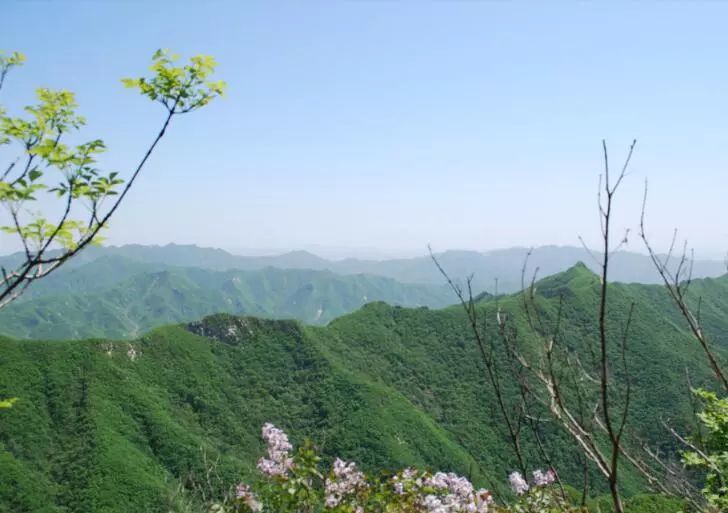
[1,243,725,340]
[0,258,454,340]
[3,243,724,293]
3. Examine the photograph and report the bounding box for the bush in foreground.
[207,423,581,513]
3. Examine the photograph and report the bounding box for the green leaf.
[0,397,17,409]
[121,78,139,89]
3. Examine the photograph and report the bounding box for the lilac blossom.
[392,467,417,495]
[421,471,491,513]
[248,423,505,513]
[508,471,529,495]
[532,468,556,486]
[324,458,367,508]
[257,423,294,477]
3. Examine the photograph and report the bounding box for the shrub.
[208,423,584,513]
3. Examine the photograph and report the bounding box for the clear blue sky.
[4,1,728,258]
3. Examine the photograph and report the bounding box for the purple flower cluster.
[256,422,294,477]
[422,472,492,513]
[508,472,529,495]
[390,468,492,513]
[238,423,566,513]
[532,468,556,487]
[392,467,419,495]
[324,458,367,509]
[508,468,556,495]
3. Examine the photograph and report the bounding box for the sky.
[3,1,728,259]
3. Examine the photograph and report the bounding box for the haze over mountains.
[0,259,454,340]
[5,242,726,292]
[0,242,725,340]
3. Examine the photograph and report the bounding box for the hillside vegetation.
[0,257,454,339]
[0,264,725,512]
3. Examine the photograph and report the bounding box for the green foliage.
[586,493,685,513]
[0,70,118,251]
[622,494,685,513]
[0,50,223,308]
[682,389,728,510]
[0,48,223,250]
[0,51,25,93]
[0,397,16,409]
[122,49,225,113]
[0,51,26,69]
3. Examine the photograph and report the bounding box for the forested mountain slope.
[0,264,725,512]
[0,260,454,340]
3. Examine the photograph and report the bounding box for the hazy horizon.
[3,240,727,264]
[5,2,728,259]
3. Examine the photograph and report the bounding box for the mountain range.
[0,243,724,341]
[4,243,725,294]
[0,257,454,340]
[0,263,724,512]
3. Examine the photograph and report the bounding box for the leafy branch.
[0,49,225,309]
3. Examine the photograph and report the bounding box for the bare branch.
[640,181,728,392]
